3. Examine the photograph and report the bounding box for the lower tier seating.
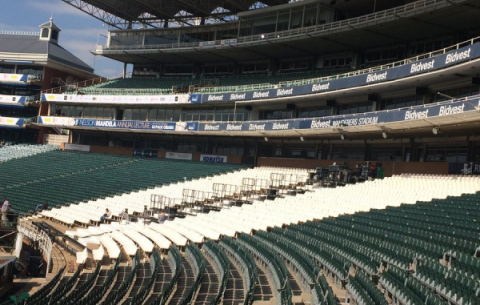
[1,150,247,214]
[14,174,480,305]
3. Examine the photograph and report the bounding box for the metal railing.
[49,29,480,97]
[194,35,480,94]
[42,76,110,94]
[0,30,40,36]
[97,0,463,52]
[17,219,53,276]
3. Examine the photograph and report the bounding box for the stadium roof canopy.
[60,0,400,29]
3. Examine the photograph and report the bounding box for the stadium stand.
[4,0,480,304]
[69,68,351,95]
[0,143,58,162]
[0,150,247,214]
[13,171,476,305]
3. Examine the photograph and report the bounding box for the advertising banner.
[41,93,190,105]
[0,95,26,107]
[38,116,75,126]
[133,149,158,158]
[166,152,193,160]
[200,154,228,163]
[37,96,480,134]
[199,43,480,103]
[64,143,91,152]
[74,118,176,131]
[0,73,28,83]
[0,116,24,128]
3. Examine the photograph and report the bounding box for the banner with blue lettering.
[198,43,480,103]
[133,149,158,158]
[200,154,228,163]
[74,119,176,131]
[37,96,480,133]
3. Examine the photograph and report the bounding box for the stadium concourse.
[1,143,479,305]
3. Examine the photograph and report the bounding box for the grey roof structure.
[0,30,93,74]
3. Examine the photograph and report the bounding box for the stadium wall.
[61,143,247,163]
[257,157,449,176]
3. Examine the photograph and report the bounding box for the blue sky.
[2,0,125,78]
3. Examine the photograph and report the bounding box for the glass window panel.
[123,109,132,120]
[148,109,157,121]
[139,109,147,121]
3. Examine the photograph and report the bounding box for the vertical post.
[123,63,128,79]
[233,102,237,122]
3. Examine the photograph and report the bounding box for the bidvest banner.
[37,96,480,133]
[199,43,480,103]
[0,116,24,128]
[0,95,27,107]
[41,93,190,105]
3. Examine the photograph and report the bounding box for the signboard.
[221,39,237,47]
[190,94,201,104]
[200,154,227,163]
[0,73,29,83]
[0,95,27,107]
[199,43,480,103]
[38,116,75,126]
[166,152,193,160]
[133,149,158,158]
[37,96,480,134]
[65,143,91,152]
[0,116,24,128]
[74,119,176,131]
[41,93,189,105]
[199,41,216,48]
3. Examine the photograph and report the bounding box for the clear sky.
[1,0,125,78]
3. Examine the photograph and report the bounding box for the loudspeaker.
[326,100,336,107]
[244,105,252,111]
[472,77,480,85]
[415,87,429,95]
[368,94,379,101]
[286,103,296,110]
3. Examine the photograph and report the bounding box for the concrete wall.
[256,157,449,176]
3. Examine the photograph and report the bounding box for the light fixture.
[382,131,388,139]
[300,136,304,142]
[264,137,268,142]
[340,133,345,140]
[432,127,439,135]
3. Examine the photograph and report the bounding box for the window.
[297,108,332,118]
[41,28,49,38]
[425,146,467,163]
[259,110,292,120]
[51,30,58,41]
[338,103,373,115]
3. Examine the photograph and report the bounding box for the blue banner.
[74,118,176,131]
[38,96,480,133]
[199,43,480,103]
